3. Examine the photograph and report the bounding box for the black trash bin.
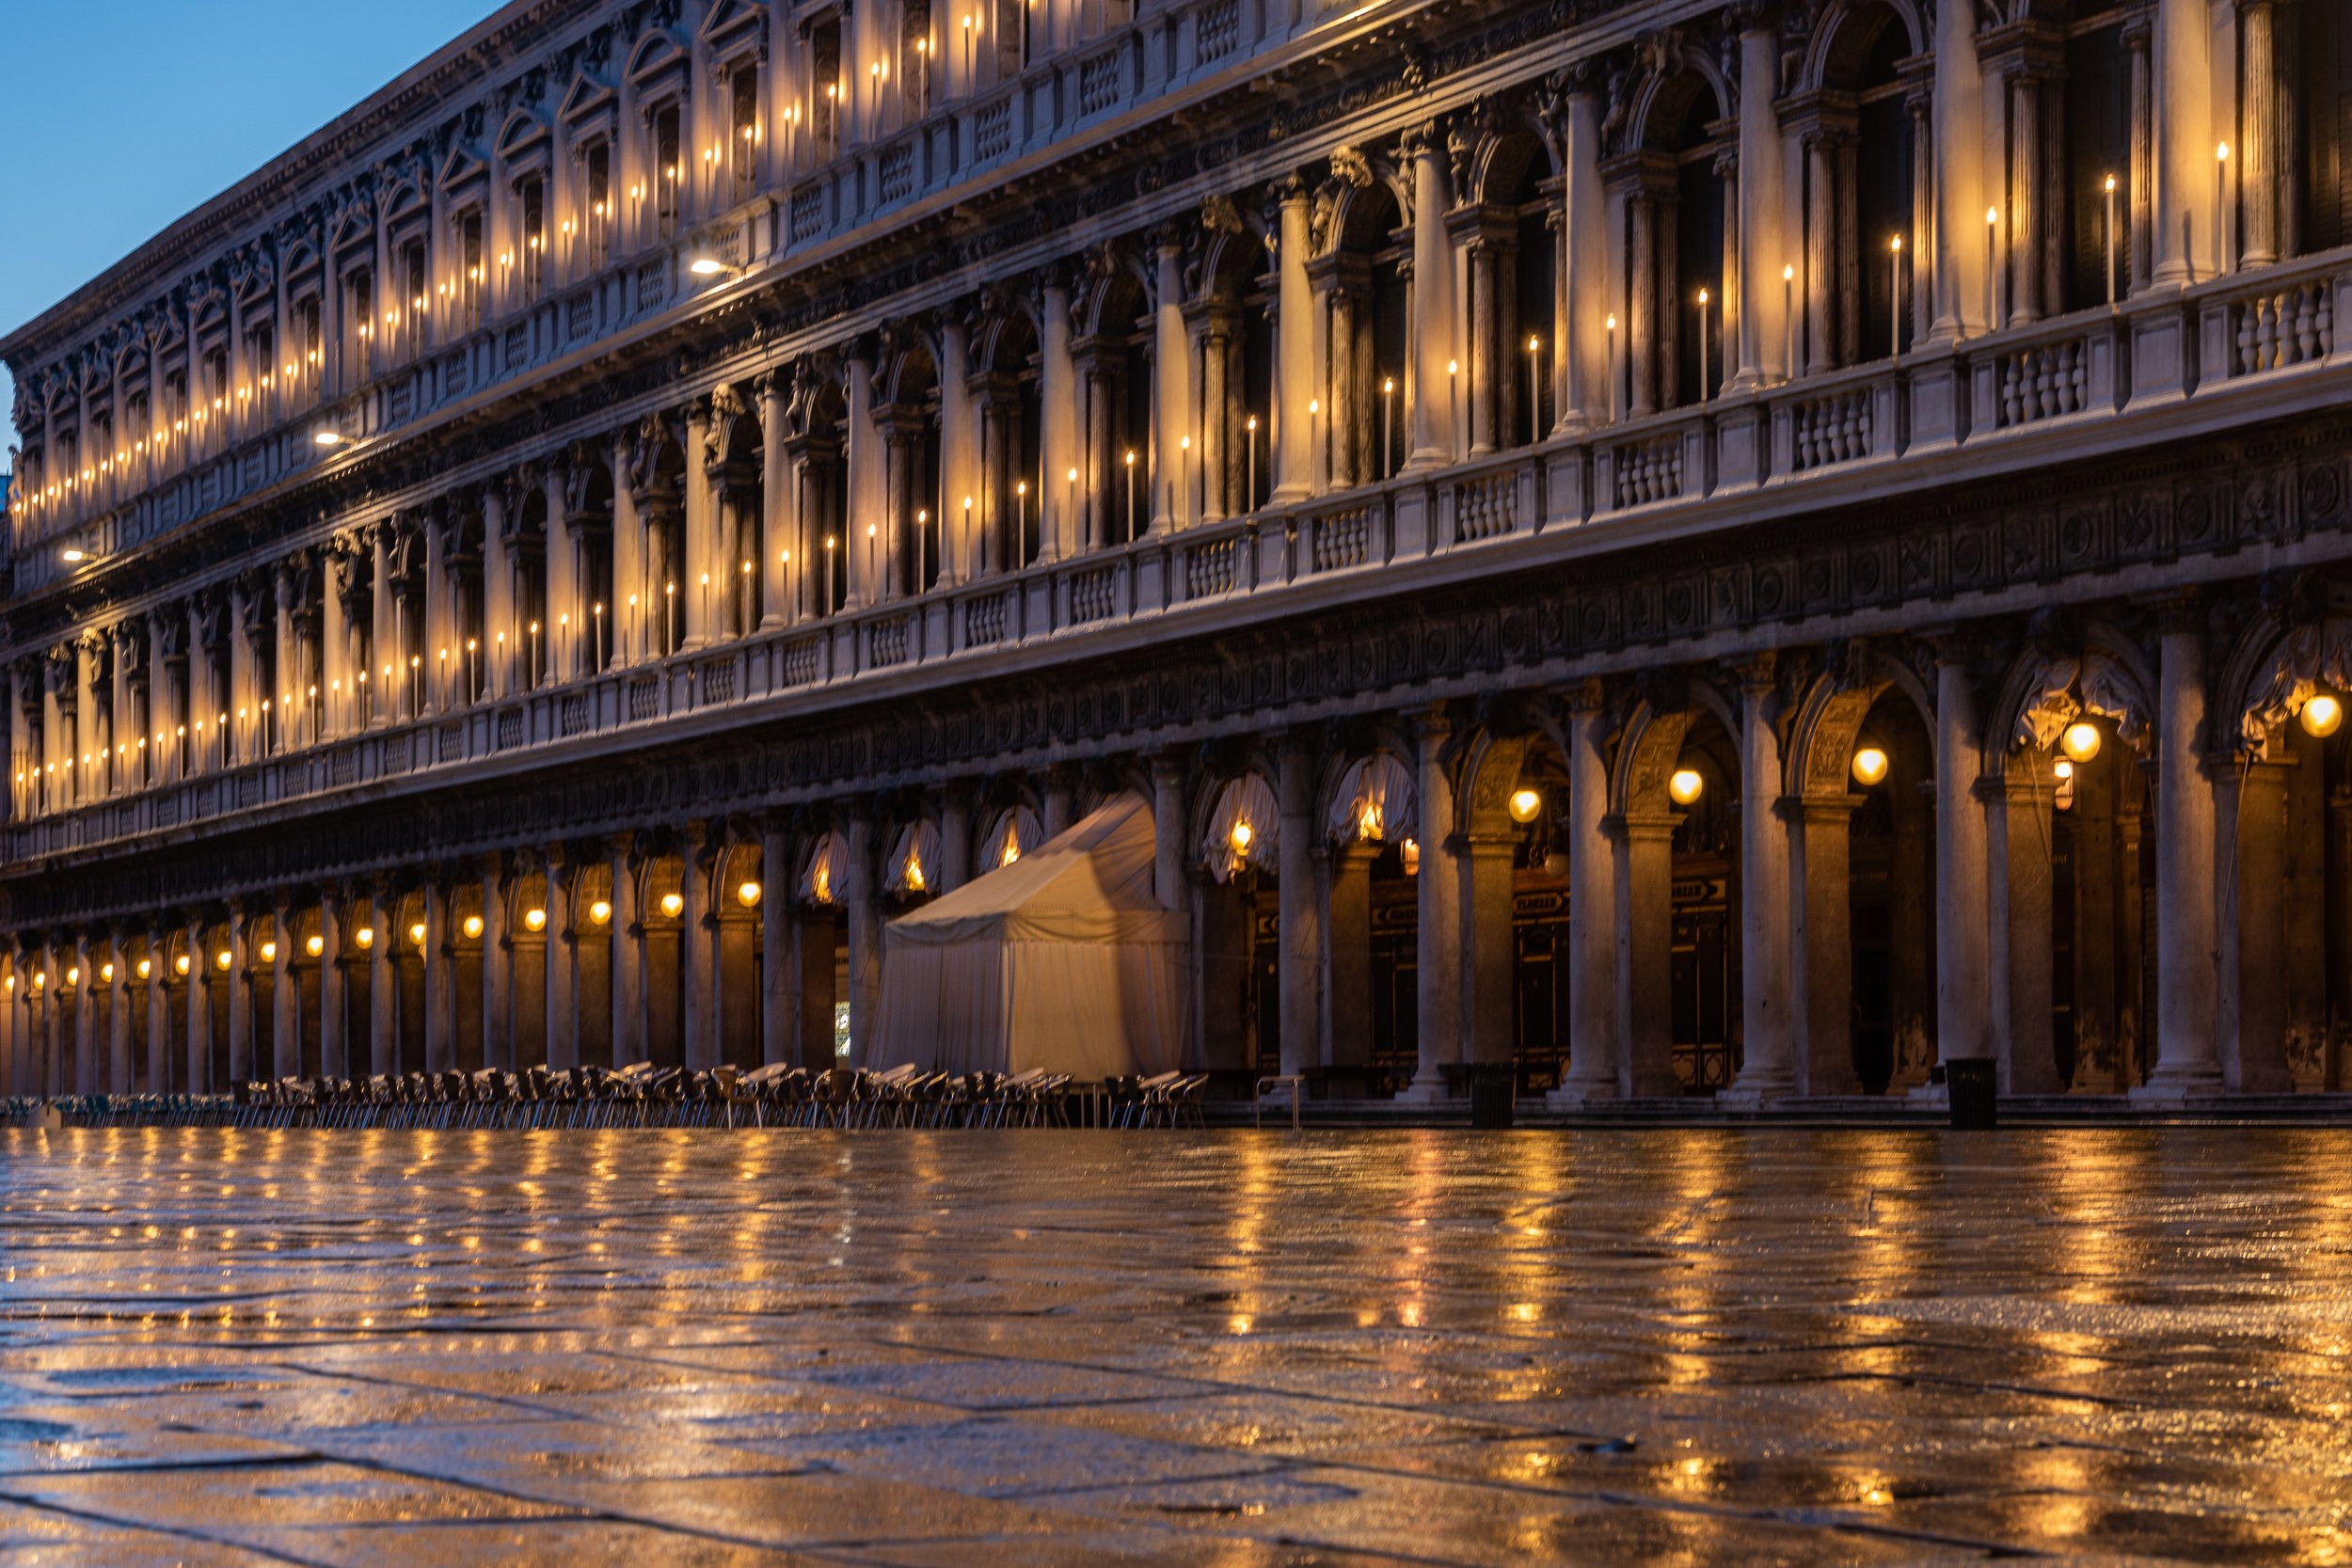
[1945,1057,1997,1130]
[1468,1068,1517,1130]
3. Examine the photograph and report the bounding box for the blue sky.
[0,0,499,469]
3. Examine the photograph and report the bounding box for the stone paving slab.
[0,1125,2346,1563]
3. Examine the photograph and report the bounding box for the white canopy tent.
[868,791,1189,1079]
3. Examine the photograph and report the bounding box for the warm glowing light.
[462,914,485,939]
[306,934,325,958]
[409,923,427,947]
[259,942,278,963]
[737,880,762,909]
[690,257,728,276]
[2060,721,2102,763]
[356,927,374,949]
[1851,746,1889,787]
[175,954,191,975]
[136,958,151,979]
[660,892,685,918]
[215,949,233,971]
[1229,819,1253,852]
[2301,693,2344,738]
[100,962,114,983]
[1507,787,1542,824]
[1668,768,1705,806]
[523,908,548,932]
[60,547,86,563]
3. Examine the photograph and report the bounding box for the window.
[653,104,682,236]
[349,269,374,372]
[584,147,611,268]
[731,65,760,200]
[457,213,484,325]
[400,239,428,346]
[2065,25,2129,310]
[518,178,546,299]
[296,297,323,387]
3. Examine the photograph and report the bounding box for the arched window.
[1667,88,1728,408]
[2294,1,2352,256]
[1851,19,1915,357]
[1322,181,1406,486]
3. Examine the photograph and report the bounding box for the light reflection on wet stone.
[0,1126,2346,1564]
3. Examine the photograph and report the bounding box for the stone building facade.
[3,0,2350,1103]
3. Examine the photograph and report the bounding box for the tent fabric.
[885,819,942,896]
[799,831,849,906]
[1201,773,1279,884]
[977,805,1041,873]
[1327,753,1415,846]
[869,792,1189,1079]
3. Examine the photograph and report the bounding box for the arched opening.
[1844,690,1936,1092]
[512,486,550,688]
[1836,8,1917,359]
[1477,133,1559,451]
[1196,226,1272,523]
[783,367,850,617]
[1076,272,1152,548]
[1632,704,1740,1092]
[161,928,194,1093]
[508,869,550,1069]
[1320,182,1407,487]
[1663,82,1729,408]
[879,347,944,595]
[1324,749,1419,1096]
[631,431,689,657]
[641,851,687,1069]
[798,831,851,1068]
[2291,1,2352,258]
[249,910,279,1079]
[393,889,428,1076]
[567,458,617,678]
[973,310,1043,574]
[572,861,617,1068]
[1197,772,1279,1075]
[450,884,485,1074]
[2045,718,2153,1091]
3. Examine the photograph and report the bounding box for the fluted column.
[1555,78,1607,427]
[612,435,644,666]
[1153,235,1189,532]
[845,355,883,602]
[2140,602,2223,1098]
[2151,0,2217,284]
[1274,177,1313,500]
[1734,16,1784,388]
[482,483,513,700]
[757,373,794,625]
[682,401,715,648]
[2240,0,2280,269]
[1405,127,1457,470]
[1930,0,1989,337]
[1038,280,1080,561]
[1403,707,1459,1100]
[937,323,976,585]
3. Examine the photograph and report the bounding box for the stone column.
[422,879,454,1073]
[1274,177,1313,500]
[1734,18,1784,387]
[2151,0,2216,283]
[1038,282,1080,562]
[1990,758,2058,1093]
[543,462,575,685]
[1930,0,1989,338]
[318,893,346,1079]
[367,886,396,1078]
[2139,605,2223,1097]
[482,483,512,701]
[1325,843,1375,1078]
[845,813,881,1067]
[759,823,792,1067]
[226,902,254,1084]
[1726,662,1795,1102]
[1152,752,1187,914]
[1553,692,1621,1101]
[186,913,212,1092]
[545,849,580,1071]
[1404,708,1459,1099]
[144,925,171,1094]
[938,789,973,897]
[1276,733,1322,1078]
[1405,126,1457,470]
[611,836,647,1067]
[271,899,299,1079]
[1618,813,1680,1095]
[2221,759,2293,1092]
[1458,825,1518,1072]
[682,825,717,1071]
[612,435,643,666]
[1153,234,1190,533]
[1464,233,1500,454]
[1933,653,1994,1069]
[1789,798,1858,1095]
[107,930,133,1092]
[937,324,976,585]
[2240,0,2279,269]
[481,856,512,1071]
[1558,79,1607,425]
[682,400,714,647]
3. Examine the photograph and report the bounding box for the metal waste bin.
[1468,1068,1517,1130]
[1945,1057,1997,1130]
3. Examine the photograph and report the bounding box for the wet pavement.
[0,1128,2345,1565]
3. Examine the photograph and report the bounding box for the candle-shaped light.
[1525,335,1541,444]
[1782,262,1796,378]
[2217,142,2233,275]
[1696,289,1710,403]
[1380,378,1394,478]
[1605,311,1619,422]
[1888,234,1902,357]
[1246,414,1259,509]
[2103,174,2119,305]
[1986,206,2000,332]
